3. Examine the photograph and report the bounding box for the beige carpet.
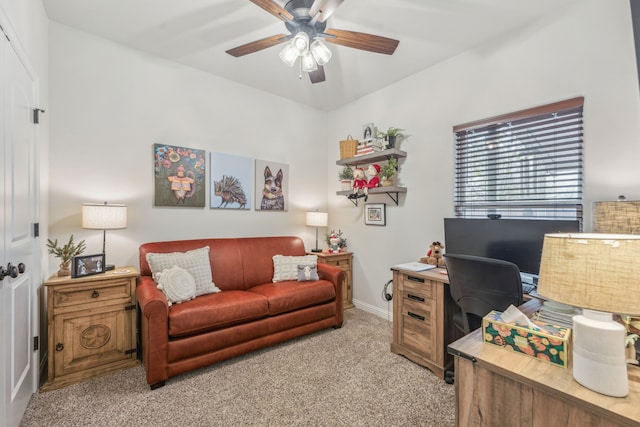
[20,309,455,426]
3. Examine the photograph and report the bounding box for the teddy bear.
[420,241,446,267]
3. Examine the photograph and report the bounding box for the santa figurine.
[349,167,368,200]
[366,164,381,189]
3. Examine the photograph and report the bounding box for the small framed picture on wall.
[364,203,386,226]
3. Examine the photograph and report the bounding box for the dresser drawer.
[400,274,433,301]
[52,278,133,310]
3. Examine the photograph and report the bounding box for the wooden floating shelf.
[337,186,407,206]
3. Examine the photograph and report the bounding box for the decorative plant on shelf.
[338,166,354,191]
[380,157,398,186]
[324,229,347,250]
[46,235,86,277]
[375,127,406,148]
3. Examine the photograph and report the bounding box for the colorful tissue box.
[482,310,571,368]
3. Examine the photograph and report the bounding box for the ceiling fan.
[226,0,400,84]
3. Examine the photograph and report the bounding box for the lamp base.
[572,309,628,397]
[105,264,116,271]
[310,249,322,253]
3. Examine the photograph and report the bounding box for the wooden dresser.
[448,299,640,426]
[390,267,461,379]
[42,266,139,391]
[313,251,353,309]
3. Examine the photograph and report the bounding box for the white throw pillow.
[156,266,197,306]
[272,254,318,282]
[146,246,219,296]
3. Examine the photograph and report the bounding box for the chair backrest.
[443,253,523,334]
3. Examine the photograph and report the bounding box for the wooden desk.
[390,267,462,379]
[448,299,640,427]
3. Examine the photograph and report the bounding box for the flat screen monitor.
[443,218,580,278]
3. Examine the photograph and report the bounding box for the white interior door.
[0,18,39,427]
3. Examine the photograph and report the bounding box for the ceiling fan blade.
[324,29,399,55]
[308,65,326,84]
[226,34,289,57]
[250,0,294,21]
[309,0,344,23]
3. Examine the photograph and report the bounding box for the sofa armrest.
[136,276,170,386]
[316,263,344,324]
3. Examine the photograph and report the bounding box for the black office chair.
[443,253,524,335]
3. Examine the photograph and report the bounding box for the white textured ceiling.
[43,0,577,111]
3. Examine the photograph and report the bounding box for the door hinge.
[33,336,39,351]
[33,223,39,237]
[33,108,45,124]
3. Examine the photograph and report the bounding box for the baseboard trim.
[352,299,392,322]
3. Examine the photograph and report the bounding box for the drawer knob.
[91,290,100,298]
[55,343,64,351]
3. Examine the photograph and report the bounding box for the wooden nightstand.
[41,266,139,391]
[311,252,354,309]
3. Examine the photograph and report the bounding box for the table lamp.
[82,202,127,271]
[593,197,640,234]
[306,211,328,253]
[537,233,640,397]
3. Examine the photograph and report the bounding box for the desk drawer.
[400,274,433,300]
[402,299,434,357]
[52,279,132,309]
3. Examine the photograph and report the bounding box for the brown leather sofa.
[137,236,344,389]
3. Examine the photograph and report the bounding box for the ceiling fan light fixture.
[301,51,318,72]
[279,43,298,67]
[291,32,309,55]
[310,38,332,65]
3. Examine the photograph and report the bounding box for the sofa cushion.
[297,264,319,282]
[167,290,269,337]
[146,246,218,296]
[272,254,317,282]
[156,266,197,306]
[249,280,336,315]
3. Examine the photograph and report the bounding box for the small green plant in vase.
[375,127,406,149]
[380,157,398,186]
[338,166,354,191]
[46,235,86,276]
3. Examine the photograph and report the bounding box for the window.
[452,97,584,222]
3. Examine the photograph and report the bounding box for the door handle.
[7,263,18,279]
[0,266,6,280]
[18,263,26,274]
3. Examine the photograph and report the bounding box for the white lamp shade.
[279,43,298,67]
[310,38,332,65]
[301,51,318,72]
[291,32,309,55]
[306,211,328,227]
[82,203,127,230]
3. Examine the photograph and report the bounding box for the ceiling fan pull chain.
[298,59,303,79]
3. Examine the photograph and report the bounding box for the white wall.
[327,0,640,316]
[48,23,329,272]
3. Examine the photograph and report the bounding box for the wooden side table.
[41,266,139,391]
[312,251,354,309]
